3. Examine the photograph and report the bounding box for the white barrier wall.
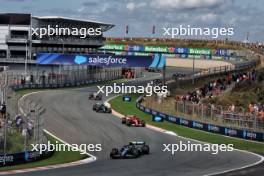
[0,26,9,50]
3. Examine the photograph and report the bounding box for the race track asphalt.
[13,71,262,176]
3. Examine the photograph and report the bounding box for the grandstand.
[0,13,114,63]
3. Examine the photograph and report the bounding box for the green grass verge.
[0,134,86,171]
[109,94,264,154]
[5,132,33,153]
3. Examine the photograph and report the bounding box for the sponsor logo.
[224,128,237,136]
[243,131,257,139]
[0,155,14,164]
[180,118,189,126]
[208,124,220,132]
[168,116,177,123]
[192,121,203,129]
[145,108,150,113]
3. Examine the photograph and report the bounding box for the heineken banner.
[36,53,156,67]
[189,48,212,55]
[100,44,229,56]
[100,44,231,57]
[144,46,168,53]
[100,44,125,50]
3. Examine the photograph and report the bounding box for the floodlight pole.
[3,113,7,165]
[162,54,166,86]
[163,64,166,86]
[59,39,64,74]
[192,56,195,85]
[25,40,28,77]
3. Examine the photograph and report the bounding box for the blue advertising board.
[152,115,164,122]
[123,95,132,102]
[0,150,53,166]
[125,44,145,52]
[37,53,154,67]
[172,48,189,54]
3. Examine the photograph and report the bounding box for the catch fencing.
[8,66,122,90]
[144,96,264,133]
[0,66,122,165]
[0,70,49,166]
[0,66,122,166]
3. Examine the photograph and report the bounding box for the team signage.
[37,53,154,67]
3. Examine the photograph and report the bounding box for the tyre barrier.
[136,97,264,142]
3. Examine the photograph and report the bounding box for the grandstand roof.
[34,16,114,32]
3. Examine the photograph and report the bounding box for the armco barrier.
[136,97,264,142]
[10,76,122,91]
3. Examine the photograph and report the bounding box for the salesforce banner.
[36,53,154,67]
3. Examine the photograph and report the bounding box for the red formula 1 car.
[89,92,102,100]
[121,115,146,127]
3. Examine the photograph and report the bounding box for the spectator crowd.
[175,70,264,125]
[175,71,257,104]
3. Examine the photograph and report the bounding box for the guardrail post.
[201,104,204,120]
[253,110,257,132]
[210,105,213,122]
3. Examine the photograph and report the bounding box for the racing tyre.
[121,118,126,124]
[110,148,118,158]
[132,148,140,157]
[126,121,131,127]
[142,145,150,154]
[142,120,146,127]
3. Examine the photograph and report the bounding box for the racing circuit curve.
[11,71,263,176]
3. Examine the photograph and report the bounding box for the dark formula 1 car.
[110,142,150,159]
[121,115,146,127]
[89,92,102,100]
[172,72,186,80]
[93,103,112,113]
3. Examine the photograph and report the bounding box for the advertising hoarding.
[36,53,154,67]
